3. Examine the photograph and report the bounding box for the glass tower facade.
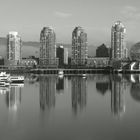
[72,26,88,66]
[7,32,22,66]
[40,27,58,68]
[111,21,127,60]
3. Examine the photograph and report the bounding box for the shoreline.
[0,68,140,74]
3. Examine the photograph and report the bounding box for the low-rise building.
[96,44,109,57]
[21,58,38,67]
[87,57,109,68]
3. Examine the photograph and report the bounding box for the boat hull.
[11,80,24,83]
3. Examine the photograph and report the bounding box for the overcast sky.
[0,0,140,45]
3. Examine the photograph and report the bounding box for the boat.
[82,74,87,78]
[0,81,10,87]
[10,76,24,83]
[82,74,86,77]
[117,69,123,73]
[0,72,10,82]
[10,83,24,87]
[0,82,6,86]
[58,70,64,77]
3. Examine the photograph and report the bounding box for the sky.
[0,0,140,45]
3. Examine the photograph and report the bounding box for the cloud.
[121,6,140,21]
[54,11,72,18]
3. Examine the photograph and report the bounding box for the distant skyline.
[0,0,140,45]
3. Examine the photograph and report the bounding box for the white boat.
[82,74,87,78]
[10,83,24,87]
[58,70,64,78]
[10,76,24,83]
[58,70,64,75]
[0,81,10,87]
[0,82,6,86]
[0,72,10,82]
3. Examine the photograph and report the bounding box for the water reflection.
[38,74,139,117]
[96,82,109,95]
[0,84,23,111]
[71,76,87,115]
[39,76,56,111]
[25,74,39,84]
[24,74,140,117]
[0,86,10,95]
[94,74,126,117]
[5,86,22,111]
[130,74,140,83]
[111,75,126,117]
[131,83,140,102]
[56,77,64,94]
[1,74,140,139]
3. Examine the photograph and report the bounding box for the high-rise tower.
[111,21,127,60]
[7,32,22,65]
[40,27,58,68]
[72,26,88,66]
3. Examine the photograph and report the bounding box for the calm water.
[0,74,140,140]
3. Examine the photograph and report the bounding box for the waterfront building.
[72,26,88,66]
[21,58,38,67]
[40,27,58,68]
[96,44,109,57]
[111,21,127,60]
[28,56,39,64]
[56,45,68,67]
[87,57,109,68]
[6,32,22,66]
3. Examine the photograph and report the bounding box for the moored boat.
[58,70,64,75]
[10,76,24,83]
[0,72,10,82]
[10,83,24,87]
[0,81,10,87]
[0,82,6,86]
[58,70,64,78]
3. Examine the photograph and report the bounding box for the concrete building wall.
[72,26,88,66]
[40,27,58,68]
[7,32,22,66]
[111,21,126,60]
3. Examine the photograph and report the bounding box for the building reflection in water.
[111,75,125,117]
[39,76,56,111]
[96,82,109,95]
[130,74,140,83]
[130,74,140,102]
[56,77,64,94]
[5,85,22,111]
[71,76,87,115]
